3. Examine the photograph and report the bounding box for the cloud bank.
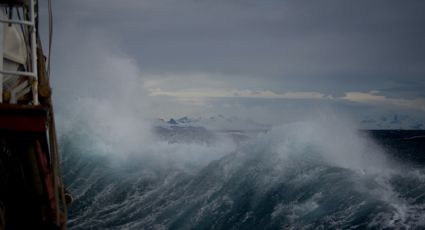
[40,0,425,127]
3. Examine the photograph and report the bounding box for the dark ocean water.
[61,126,425,229]
[367,130,425,167]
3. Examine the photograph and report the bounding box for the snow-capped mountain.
[361,114,425,130]
[153,115,269,145]
[159,115,269,131]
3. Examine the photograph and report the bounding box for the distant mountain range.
[157,115,270,131]
[157,114,424,131]
[361,114,424,130]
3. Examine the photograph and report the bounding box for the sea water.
[59,113,425,229]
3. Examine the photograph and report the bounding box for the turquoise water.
[61,123,425,229]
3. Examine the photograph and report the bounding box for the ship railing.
[0,0,38,105]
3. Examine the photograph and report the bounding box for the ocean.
[60,119,425,229]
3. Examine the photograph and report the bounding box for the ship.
[0,0,68,229]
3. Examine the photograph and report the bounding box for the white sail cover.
[1,9,27,65]
[1,7,29,103]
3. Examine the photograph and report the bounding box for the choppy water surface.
[61,119,425,229]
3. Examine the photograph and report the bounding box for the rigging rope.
[47,0,52,78]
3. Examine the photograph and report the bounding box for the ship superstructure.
[0,0,67,229]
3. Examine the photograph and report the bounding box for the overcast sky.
[40,0,425,126]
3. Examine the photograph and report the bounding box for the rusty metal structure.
[0,0,68,229]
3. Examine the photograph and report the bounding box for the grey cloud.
[48,1,425,76]
[39,0,425,125]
